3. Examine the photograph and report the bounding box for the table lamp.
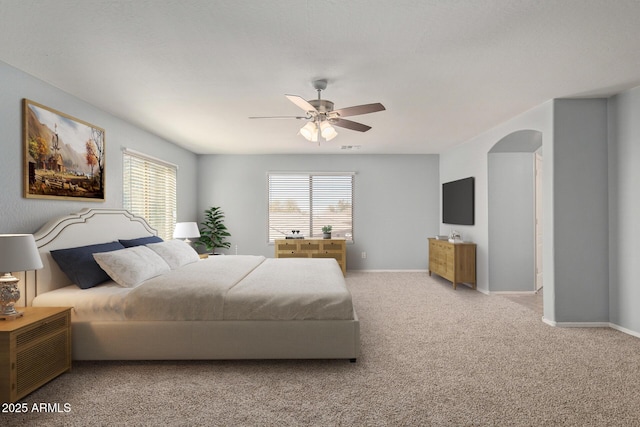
[173,222,201,243]
[0,234,43,319]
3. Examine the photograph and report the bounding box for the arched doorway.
[487,130,542,293]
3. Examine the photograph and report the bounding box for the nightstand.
[0,307,72,403]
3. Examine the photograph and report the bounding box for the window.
[268,172,354,242]
[123,149,177,240]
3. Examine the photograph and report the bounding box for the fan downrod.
[309,79,333,112]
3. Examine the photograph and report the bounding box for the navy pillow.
[51,241,126,289]
[119,235,163,248]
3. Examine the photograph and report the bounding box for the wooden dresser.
[0,307,72,403]
[428,238,476,290]
[275,238,347,276]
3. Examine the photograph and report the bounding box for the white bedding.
[224,258,352,320]
[33,255,354,322]
[125,255,266,321]
[33,281,130,321]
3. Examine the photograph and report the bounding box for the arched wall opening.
[488,129,542,292]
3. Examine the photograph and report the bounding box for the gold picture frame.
[23,99,105,201]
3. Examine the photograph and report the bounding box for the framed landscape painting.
[23,99,105,201]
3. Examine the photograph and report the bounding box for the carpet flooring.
[7,272,640,426]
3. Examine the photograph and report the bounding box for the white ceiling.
[2,1,640,155]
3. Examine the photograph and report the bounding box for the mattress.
[33,255,354,322]
[33,281,130,321]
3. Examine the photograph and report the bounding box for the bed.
[26,208,359,361]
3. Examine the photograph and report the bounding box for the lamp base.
[0,311,24,321]
[0,273,23,321]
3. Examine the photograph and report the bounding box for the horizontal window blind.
[268,173,354,242]
[123,150,177,240]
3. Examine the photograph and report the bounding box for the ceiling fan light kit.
[250,79,385,144]
[320,121,338,141]
[300,121,319,142]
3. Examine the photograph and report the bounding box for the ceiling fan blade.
[249,116,308,119]
[331,118,372,132]
[285,95,318,113]
[331,102,385,118]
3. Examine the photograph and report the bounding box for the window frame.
[122,148,177,240]
[267,171,355,244]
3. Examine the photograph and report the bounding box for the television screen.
[442,177,474,225]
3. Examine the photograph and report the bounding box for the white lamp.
[0,234,43,319]
[173,222,201,243]
[300,122,318,142]
[320,121,338,141]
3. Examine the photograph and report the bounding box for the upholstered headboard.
[25,208,157,305]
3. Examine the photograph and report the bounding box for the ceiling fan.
[249,79,385,142]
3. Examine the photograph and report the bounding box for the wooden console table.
[428,238,476,290]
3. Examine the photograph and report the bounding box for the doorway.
[487,129,543,293]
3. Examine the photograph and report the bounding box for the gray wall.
[197,154,440,270]
[608,87,640,333]
[488,152,535,292]
[0,60,199,234]
[552,99,609,323]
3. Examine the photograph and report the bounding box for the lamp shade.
[0,234,43,272]
[173,222,201,239]
[320,121,338,141]
[300,122,318,142]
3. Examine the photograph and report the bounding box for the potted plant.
[196,207,231,254]
[322,225,332,239]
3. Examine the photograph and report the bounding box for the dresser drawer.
[321,241,345,252]
[276,242,298,251]
[298,241,321,252]
[277,252,308,258]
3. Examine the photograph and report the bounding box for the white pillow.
[146,239,200,270]
[93,246,170,288]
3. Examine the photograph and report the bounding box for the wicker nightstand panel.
[0,307,71,403]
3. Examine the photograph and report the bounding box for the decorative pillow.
[119,235,163,248]
[51,241,126,289]
[146,240,200,270]
[93,246,170,288]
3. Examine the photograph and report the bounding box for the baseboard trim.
[548,321,610,328]
[541,317,556,327]
[490,291,538,295]
[609,323,640,339]
[541,318,640,339]
[347,269,428,273]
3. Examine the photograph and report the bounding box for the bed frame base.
[72,316,359,361]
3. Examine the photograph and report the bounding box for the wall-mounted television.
[442,177,475,225]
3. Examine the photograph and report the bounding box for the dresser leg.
[452,281,457,290]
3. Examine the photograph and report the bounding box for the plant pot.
[323,232,331,239]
